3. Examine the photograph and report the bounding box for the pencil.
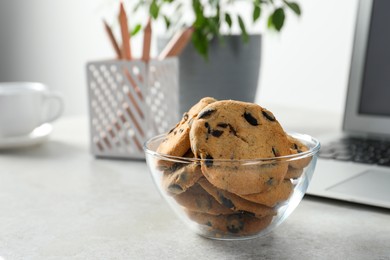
[158,27,194,60]
[103,19,121,59]
[142,18,152,62]
[119,2,132,60]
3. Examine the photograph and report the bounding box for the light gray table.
[0,113,389,260]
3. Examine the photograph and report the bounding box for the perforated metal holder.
[86,58,179,159]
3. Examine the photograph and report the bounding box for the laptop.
[306,0,390,209]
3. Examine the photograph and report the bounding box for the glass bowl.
[144,132,320,240]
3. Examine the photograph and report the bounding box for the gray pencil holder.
[86,58,179,159]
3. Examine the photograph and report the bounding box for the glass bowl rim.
[144,132,321,164]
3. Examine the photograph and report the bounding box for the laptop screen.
[358,0,390,117]
[343,0,390,136]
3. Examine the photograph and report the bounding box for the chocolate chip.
[205,154,213,168]
[211,130,223,137]
[266,177,275,186]
[182,112,189,121]
[293,143,302,153]
[179,128,184,133]
[205,122,211,140]
[198,109,216,119]
[217,123,228,128]
[218,192,234,208]
[228,124,237,136]
[243,112,258,126]
[170,163,184,172]
[241,211,256,217]
[272,147,280,157]
[226,215,244,234]
[168,127,175,134]
[206,221,212,227]
[262,110,276,121]
[227,224,241,234]
[179,172,188,181]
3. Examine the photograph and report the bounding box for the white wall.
[258,0,359,114]
[0,0,358,116]
[0,0,113,116]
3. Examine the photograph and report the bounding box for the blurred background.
[0,0,357,116]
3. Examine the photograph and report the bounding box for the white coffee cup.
[0,82,64,138]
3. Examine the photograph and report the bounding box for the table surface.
[1,107,389,260]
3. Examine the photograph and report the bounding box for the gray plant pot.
[159,34,261,114]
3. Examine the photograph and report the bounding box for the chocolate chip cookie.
[173,183,234,215]
[157,97,217,158]
[190,100,291,194]
[163,162,203,195]
[287,135,312,170]
[198,178,276,218]
[285,166,304,179]
[186,210,274,236]
[238,180,293,207]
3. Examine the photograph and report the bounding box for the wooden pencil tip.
[119,1,125,11]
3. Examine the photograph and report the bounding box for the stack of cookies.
[156,98,311,237]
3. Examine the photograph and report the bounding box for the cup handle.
[41,92,64,124]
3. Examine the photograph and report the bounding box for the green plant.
[132,0,301,59]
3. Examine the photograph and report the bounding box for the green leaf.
[253,5,261,22]
[130,24,142,36]
[192,0,203,14]
[193,0,206,29]
[194,13,206,28]
[192,29,209,60]
[285,1,301,16]
[216,2,221,23]
[267,14,273,29]
[237,15,249,43]
[163,15,171,30]
[149,0,159,19]
[208,17,219,35]
[225,13,232,28]
[271,8,285,31]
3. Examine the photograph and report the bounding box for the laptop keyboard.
[319,137,390,167]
